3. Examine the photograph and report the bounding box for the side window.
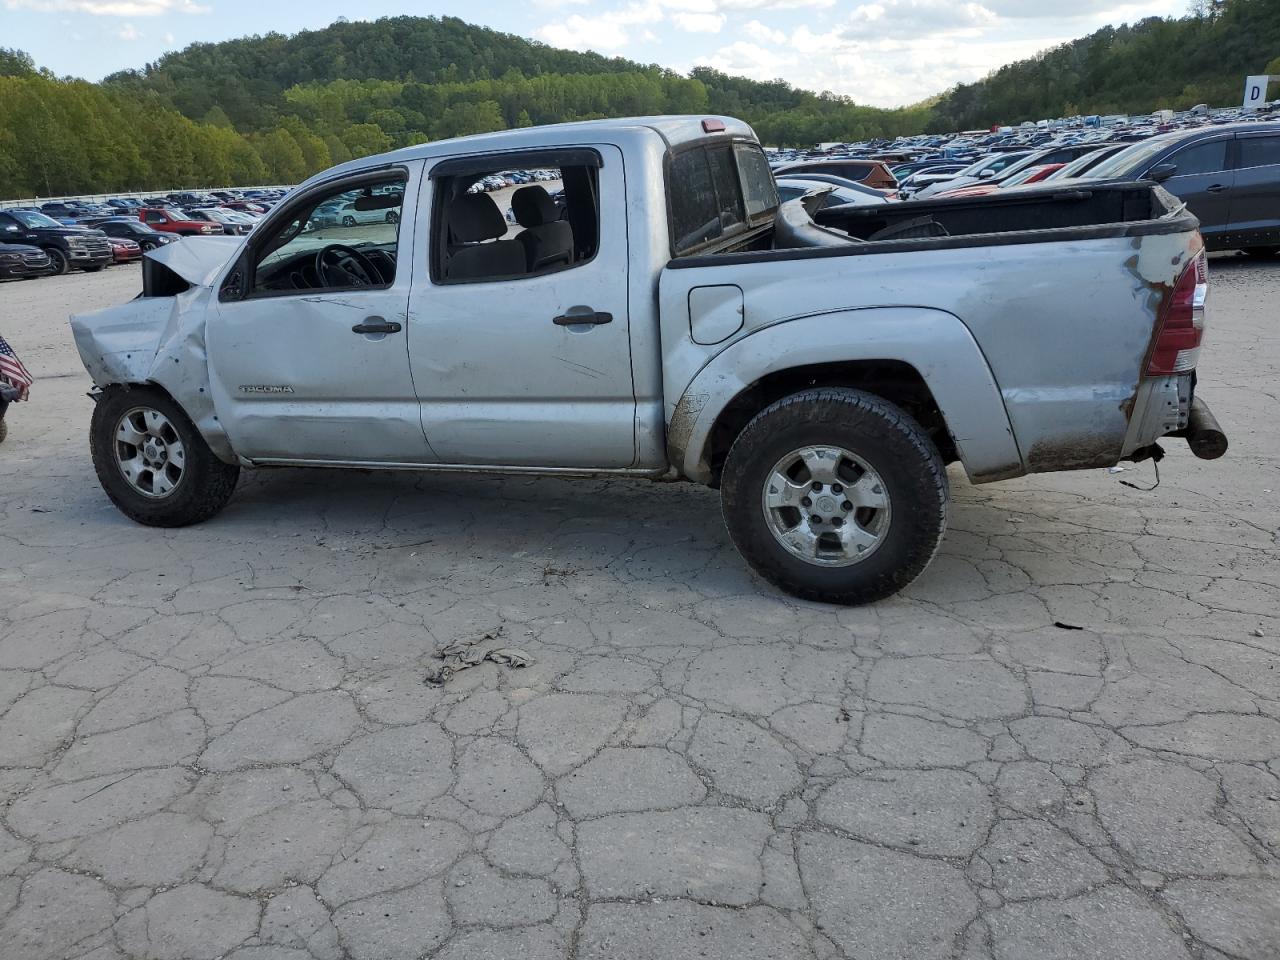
[249,176,404,296]
[433,162,599,283]
[1167,141,1228,177]
[1239,136,1280,169]
[144,211,163,223]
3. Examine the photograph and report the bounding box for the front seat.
[511,186,574,272]
[446,193,526,281]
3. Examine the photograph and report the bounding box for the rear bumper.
[1123,376,1227,461]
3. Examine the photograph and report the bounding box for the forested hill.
[101,16,925,151]
[101,16,656,129]
[2,5,1278,199]
[931,0,1280,131]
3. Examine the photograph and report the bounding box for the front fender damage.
[70,288,236,464]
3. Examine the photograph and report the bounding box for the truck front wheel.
[90,385,239,527]
[45,248,69,275]
[720,388,949,605]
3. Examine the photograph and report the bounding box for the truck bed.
[675,183,1195,265]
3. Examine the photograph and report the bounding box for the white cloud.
[743,18,786,43]
[116,21,140,38]
[4,0,208,15]
[672,10,726,32]
[536,2,664,51]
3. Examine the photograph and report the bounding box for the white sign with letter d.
[1243,75,1270,110]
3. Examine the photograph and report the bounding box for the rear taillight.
[1146,250,1207,376]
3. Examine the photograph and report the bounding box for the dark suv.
[1076,122,1280,255]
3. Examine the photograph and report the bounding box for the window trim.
[428,149,602,287]
[225,167,409,303]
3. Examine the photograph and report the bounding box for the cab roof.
[305,115,757,186]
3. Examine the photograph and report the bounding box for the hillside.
[931,0,1280,130]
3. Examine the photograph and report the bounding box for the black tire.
[45,247,69,275]
[386,211,400,224]
[342,215,356,227]
[90,385,239,527]
[721,387,949,605]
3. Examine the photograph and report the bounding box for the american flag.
[0,335,33,401]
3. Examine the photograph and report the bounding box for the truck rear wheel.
[90,385,239,527]
[720,388,949,605]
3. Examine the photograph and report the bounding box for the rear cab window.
[668,140,778,257]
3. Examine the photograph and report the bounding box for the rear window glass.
[1239,135,1280,168]
[669,144,778,254]
[735,144,778,218]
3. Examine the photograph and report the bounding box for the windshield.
[1087,139,1170,179]
[11,211,63,228]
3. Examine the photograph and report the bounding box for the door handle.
[352,318,402,334]
[553,306,613,326]
[1205,184,1228,194]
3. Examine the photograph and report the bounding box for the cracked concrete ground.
[0,256,1278,960]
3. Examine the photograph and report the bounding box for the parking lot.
[1,257,1278,959]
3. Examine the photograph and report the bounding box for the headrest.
[449,193,507,243]
[511,186,558,228]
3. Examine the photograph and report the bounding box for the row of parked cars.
[0,188,291,281]
[766,109,1280,256]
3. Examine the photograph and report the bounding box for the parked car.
[772,158,899,190]
[1067,122,1280,255]
[921,144,1107,198]
[939,163,1067,199]
[0,209,112,274]
[139,208,222,237]
[332,199,401,227]
[1041,143,1130,181]
[91,219,179,251]
[775,177,889,208]
[106,236,144,264]
[70,115,1224,605]
[904,151,1032,194]
[0,242,54,280]
[774,172,894,202]
[183,209,254,236]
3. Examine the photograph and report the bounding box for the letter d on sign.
[1243,75,1270,109]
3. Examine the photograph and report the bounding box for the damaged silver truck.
[70,115,1228,604]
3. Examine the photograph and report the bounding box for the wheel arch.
[668,306,1024,486]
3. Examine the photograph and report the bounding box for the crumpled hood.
[145,234,243,287]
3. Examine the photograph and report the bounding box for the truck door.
[406,144,636,468]
[1153,137,1234,241]
[1227,132,1280,248]
[206,164,433,464]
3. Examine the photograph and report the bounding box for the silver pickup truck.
[71,115,1227,604]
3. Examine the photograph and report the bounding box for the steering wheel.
[315,244,379,288]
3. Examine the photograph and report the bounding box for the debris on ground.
[424,625,534,685]
[1053,621,1085,631]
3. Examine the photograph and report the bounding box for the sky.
[1,0,1191,108]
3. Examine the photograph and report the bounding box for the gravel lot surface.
[1,255,1278,960]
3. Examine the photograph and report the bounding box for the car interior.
[433,163,600,283]
[249,179,405,295]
